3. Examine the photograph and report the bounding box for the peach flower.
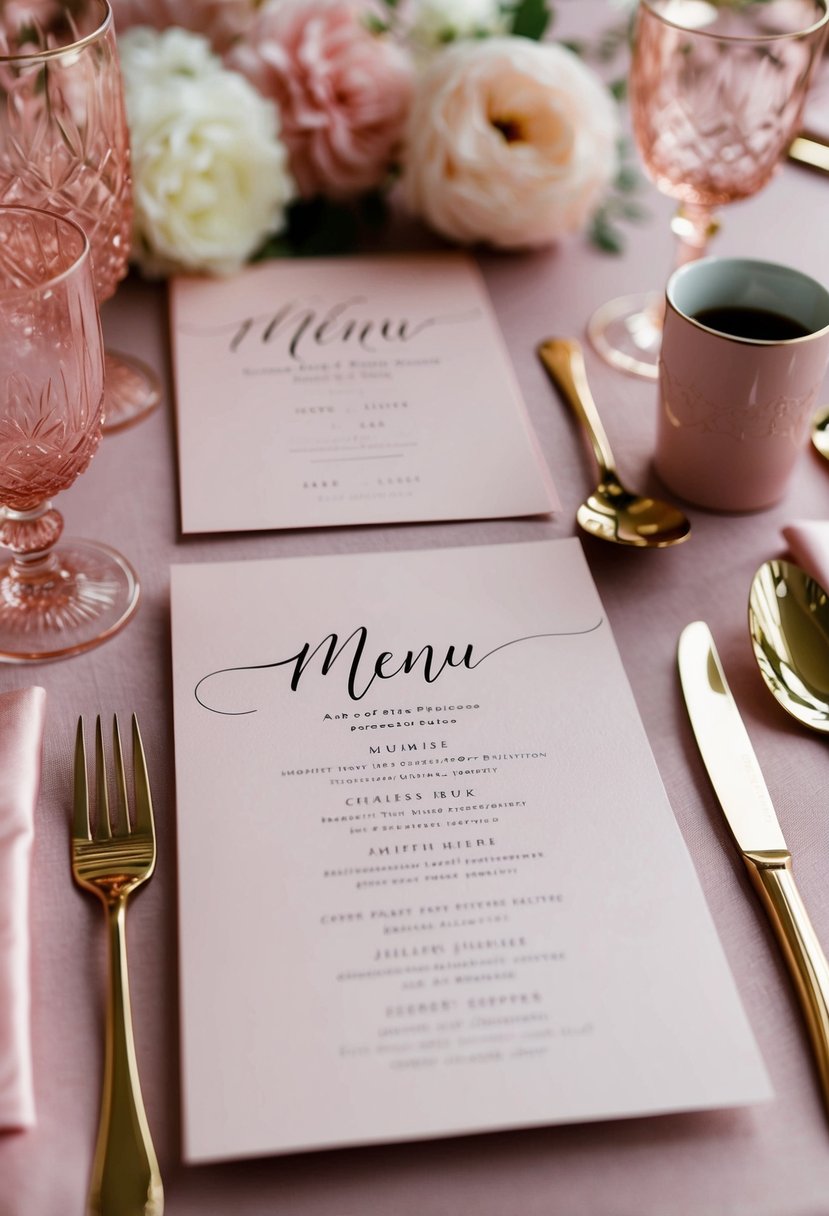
[402,37,619,249]
[110,0,256,51]
[227,0,415,199]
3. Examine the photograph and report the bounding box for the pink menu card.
[169,254,558,533]
[170,538,770,1163]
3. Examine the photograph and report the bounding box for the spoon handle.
[743,850,829,1119]
[537,339,618,481]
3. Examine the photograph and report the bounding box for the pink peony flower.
[227,0,414,199]
[110,0,257,52]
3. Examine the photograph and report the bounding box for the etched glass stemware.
[589,0,829,380]
[0,0,160,429]
[0,206,139,662]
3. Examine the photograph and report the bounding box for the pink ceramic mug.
[655,257,829,511]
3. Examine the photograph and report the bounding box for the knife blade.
[678,620,829,1119]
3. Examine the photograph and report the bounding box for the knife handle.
[743,849,829,1115]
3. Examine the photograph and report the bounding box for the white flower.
[120,24,219,83]
[407,0,506,46]
[401,36,619,249]
[120,27,294,276]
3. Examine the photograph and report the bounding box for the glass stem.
[0,502,65,594]
[645,204,722,335]
[670,203,721,270]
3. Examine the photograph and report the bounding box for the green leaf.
[507,0,553,41]
[614,165,642,193]
[619,200,649,222]
[285,198,360,256]
[589,210,625,255]
[609,77,628,101]
[254,193,392,262]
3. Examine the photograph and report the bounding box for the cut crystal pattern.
[0,5,132,303]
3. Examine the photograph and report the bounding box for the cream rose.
[120,28,294,276]
[407,0,506,47]
[402,37,619,249]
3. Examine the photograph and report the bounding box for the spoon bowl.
[537,338,691,549]
[811,403,829,462]
[749,558,829,733]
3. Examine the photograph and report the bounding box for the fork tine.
[111,715,130,837]
[94,716,111,840]
[72,717,91,842]
[132,714,154,838]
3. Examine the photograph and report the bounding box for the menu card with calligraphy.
[169,253,558,533]
[171,538,770,1163]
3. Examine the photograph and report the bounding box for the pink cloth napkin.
[782,520,829,588]
[0,686,46,1131]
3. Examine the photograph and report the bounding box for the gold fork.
[72,715,164,1216]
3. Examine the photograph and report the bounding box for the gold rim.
[0,0,111,63]
[665,297,829,347]
[0,206,91,299]
[641,0,829,43]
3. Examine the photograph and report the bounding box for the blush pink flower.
[402,37,619,249]
[110,0,256,52]
[227,0,414,199]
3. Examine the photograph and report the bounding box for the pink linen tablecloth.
[3,5,829,1212]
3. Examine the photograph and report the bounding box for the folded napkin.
[0,686,46,1131]
[782,520,829,588]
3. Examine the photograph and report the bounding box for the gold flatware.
[537,337,691,548]
[72,715,163,1216]
[678,621,829,1119]
[789,132,829,175]
[811,403,829,462]
[749,559,829,734]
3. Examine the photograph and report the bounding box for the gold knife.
[678,620,829,1117]
[789,132,829,175]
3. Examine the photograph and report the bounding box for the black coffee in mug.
[692,305,810,341]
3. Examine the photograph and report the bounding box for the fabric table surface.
[4,11,829,1214]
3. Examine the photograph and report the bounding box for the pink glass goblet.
[589,0,829,380]
[0,205,139,662]
[0,0,160,430]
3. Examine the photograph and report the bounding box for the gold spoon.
[811,404,829,462]
[537,337,691,549]
[749,558,829,734]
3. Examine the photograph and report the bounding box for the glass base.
[102,350,161,433]
[587,292,663,381]
[0,538,139,662]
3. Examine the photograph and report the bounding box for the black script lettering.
[181,298,483,363]
[194,620,604,715]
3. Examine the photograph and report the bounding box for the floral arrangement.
[113,0,623,277]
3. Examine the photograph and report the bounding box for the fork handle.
[89,898,163,1216]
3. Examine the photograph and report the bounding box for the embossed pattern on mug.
[660,362,816,443]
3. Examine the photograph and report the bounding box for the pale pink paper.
[170,538,769,1164]
[169,253,558,533]
[782,519,829,585]
[0,685,46,1131]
